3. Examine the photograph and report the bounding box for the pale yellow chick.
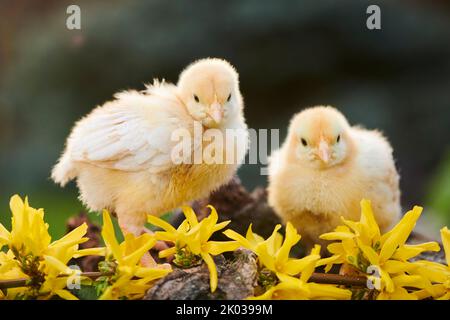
[268,106,400,250]
[52,58,248,264]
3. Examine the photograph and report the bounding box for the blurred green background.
[0,0,449,238]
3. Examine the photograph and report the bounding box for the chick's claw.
[140,252,171,270]
[142,227,171,251]
[140,251,158,268]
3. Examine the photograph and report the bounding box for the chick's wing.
[70,93,191,173]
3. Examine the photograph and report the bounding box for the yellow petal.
[340,217,361,235]
[186,231,202,255]
[327,242,346,255]
[185,219,203,236]
[413,259,449,272]
[255,242,276,272]
[260,282,309,300]
[276,222,301,266]
[410,260,449,283]
[414,288,433,300]
[213,220,231,233]
[356,238,379,266]
[380,268,394,293]
[276,273,310,295]
[379,206,422,263]
[201,252,218,293]
[153,231,177,243]
[73,247,106,258]
[411,279,448,300]
[319,231,354,241]
[383,260,417,274]
[392,274,427,289]
[437,292,450,300]
[50,238,88,253]
[147,215,177,233]
[378,287,417,300]
[44,255,73,274]
[115,268,135,283]
[392,242,440,261]
[206,205,219,224]
[0,223,10,245]
[415,283,448,300]
[49,223,87,249]
[360,199,381,241]
[54,289,79,300]
[101,210,123,262]
[135,266,171,280]
[283,253,320,276]
[223,229,252,249]
[159,246,177,258]
[307,282,352,300]
[391,287,418,300]
[316,255,343,273]
[310,244,321,256]
[248,286,277,300]
[299,247,320,283]
[266,225,282,256]
[123,236,155,266]
[182,206,199,227]
[199,207,224,244]
[205,241,240,255]
[246,224,265,246]
[0,252,19,274]
[177,220,190,233]
[341,238,358,257]
[440,227,450,267]
[99,286,113,300]
[9,195,25,219]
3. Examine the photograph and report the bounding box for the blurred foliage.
[427,150,450,225]
[0,0,449,236]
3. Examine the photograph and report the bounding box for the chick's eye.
[336,135,341,143]
[301,138,308,147]
[227,93,232,102]
[194,94,200,103]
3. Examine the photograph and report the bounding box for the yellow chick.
[52,58,248,264]
[268,106,400,250]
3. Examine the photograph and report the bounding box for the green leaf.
[70,284,100,300]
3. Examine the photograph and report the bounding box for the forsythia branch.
[0,271,366,290]
[309,273,367,287]
[0,271,113,290]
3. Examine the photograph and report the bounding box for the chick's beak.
[208,102,223,124]
[317,139,330,164]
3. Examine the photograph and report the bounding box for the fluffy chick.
[268,106,400,250]
[52,58,248,264]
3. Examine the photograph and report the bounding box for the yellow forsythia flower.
[98,210,171,300]
[0,195,94,300]
[318,199,440,300]
[225,223,318,275]
[413,227,450,300]
[148,205,239,293]
[0,250,29,299]
[225,222,351,300]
